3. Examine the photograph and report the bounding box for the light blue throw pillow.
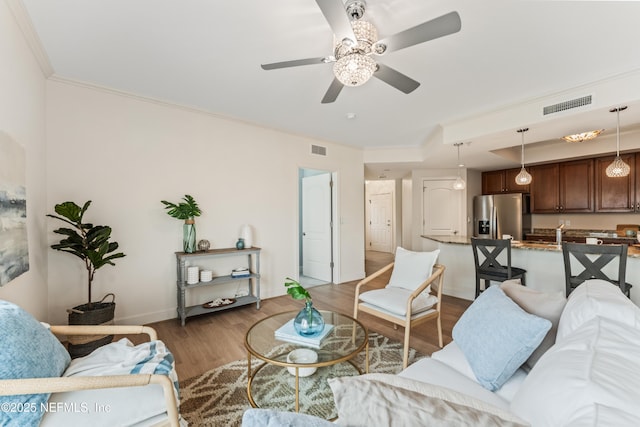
[452,286,551,391]
[0,300,71,426]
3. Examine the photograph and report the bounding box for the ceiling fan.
[261,0,461,104]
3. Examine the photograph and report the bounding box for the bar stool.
[562,242,632,297]
[471,238,527,298]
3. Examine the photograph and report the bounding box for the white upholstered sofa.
[245,278,640,426]
[0,300,185,427]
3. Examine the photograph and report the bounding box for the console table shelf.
[176,247,261,326]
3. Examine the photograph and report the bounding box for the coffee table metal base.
[247,357,363,418]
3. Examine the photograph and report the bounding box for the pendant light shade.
[515,128,532,185]
[453,143,466,190]
[606,106,630,178]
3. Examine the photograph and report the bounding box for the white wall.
[0,1,48,319]
[45,79,365,325]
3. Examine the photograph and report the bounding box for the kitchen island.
[421,235,640,307]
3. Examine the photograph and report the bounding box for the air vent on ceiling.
[311,145,327,156]
[543,95,592,115]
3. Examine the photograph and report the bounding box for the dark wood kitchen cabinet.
[595,153,636,212]
[530,159,593,213]
[482,168,530,194]
[530,163,559,213]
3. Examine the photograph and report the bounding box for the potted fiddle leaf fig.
[47,200,126,357]
[161,194,202,253]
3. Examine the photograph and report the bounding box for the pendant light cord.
[616,108,620,156]
[518,128,529,167]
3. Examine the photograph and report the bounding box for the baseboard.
[114,307,177,326]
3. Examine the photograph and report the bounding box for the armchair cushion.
[387,247,440,293]
[358,288,438,317]
[452,286,551,391]
[0,300,71,427]
[41,338,179,427]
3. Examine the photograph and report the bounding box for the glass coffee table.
[245,310,368,419]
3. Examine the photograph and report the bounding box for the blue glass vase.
[183,219,196,253]
[293,301,325,337]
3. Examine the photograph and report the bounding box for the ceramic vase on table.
[293,301,325,337]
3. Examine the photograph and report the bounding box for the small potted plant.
[285,278,325,336]
[161,194,202,253]
[47,200,126,357]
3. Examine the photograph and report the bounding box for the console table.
[175,247,261,326]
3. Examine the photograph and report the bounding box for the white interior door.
[423,180,463,235]
[302,173,332,282]
[368,193,393,252]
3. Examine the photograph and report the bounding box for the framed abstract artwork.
[0,131,29,286]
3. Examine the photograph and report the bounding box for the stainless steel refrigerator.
[473,194,531,240]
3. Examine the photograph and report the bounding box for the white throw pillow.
[329,373,528,426]
[500,279,567,369]
[510,316,640,426]
[387,247,439,292]
[557,279,640,342]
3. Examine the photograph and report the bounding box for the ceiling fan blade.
[373,64,420,94]
[321,78,344,104]
[315,0,356,44]
[261,57,330,70]
[376,11,461,54]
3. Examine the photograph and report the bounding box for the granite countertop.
[526,228,638,241]
[421,234,640,258]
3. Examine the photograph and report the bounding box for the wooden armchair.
[354,249,446,369]
[0,323,181,427]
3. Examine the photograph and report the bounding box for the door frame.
[298,168,339,284]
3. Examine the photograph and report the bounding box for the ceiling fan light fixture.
[333,53,376,86]
[561,129,604,143]
[606,106,630,178]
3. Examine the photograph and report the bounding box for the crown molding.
[6,0,54,77]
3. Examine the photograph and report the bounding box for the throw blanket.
[64,338,180,403]
[329,373,529,427]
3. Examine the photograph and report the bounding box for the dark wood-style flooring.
[150,251,471,380]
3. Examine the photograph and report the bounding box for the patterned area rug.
[179,332,425,426]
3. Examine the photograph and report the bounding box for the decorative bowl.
[286,348,318,377]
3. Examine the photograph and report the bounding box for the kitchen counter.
[525,228,637,245]
[419,235,640,307]
[422,234,640,257]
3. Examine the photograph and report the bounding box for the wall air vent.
[311,145,327,156]
[543,95,592,115]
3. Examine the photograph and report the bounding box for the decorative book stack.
[274,319,334,348]
[231,267,250,278]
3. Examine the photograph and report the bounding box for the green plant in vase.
[161,194,202,253]
[285,278,325,336]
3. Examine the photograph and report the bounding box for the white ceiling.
[18,0,640,178]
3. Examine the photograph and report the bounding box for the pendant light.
[452,142,466,190]
[606,106,630,178]
[515,128,532,185]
